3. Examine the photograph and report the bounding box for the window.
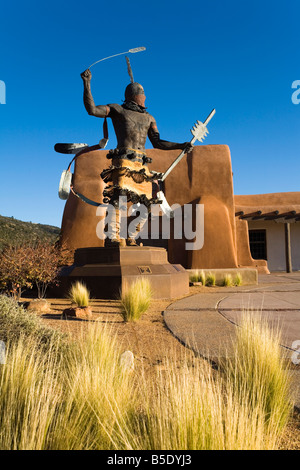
[249,229,267,260]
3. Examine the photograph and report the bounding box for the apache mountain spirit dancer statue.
[81,56,194,247]
[56,47,215,247]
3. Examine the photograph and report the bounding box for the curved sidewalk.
[164,273,300,358]
[164,273,300,405]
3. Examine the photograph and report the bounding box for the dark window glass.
[249,229,267,260]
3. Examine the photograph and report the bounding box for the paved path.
[164,273,300,406]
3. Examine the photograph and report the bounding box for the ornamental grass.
[68,281,90,308]
[0,297,294,450]
[120,277,152,322]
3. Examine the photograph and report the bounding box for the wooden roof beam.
[252,210,279,220]
[285,213,300,220]
[239,211,262,220]
[265,211,296,221]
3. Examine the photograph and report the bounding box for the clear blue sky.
[1,0,299,227]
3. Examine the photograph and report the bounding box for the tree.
[29,241,62,298]
[0,241,73,300]
[0,244,34,299]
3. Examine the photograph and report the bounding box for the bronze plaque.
[138,266,152,274]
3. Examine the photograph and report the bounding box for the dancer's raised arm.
[81,69,109,118]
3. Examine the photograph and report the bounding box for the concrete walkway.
[164,273,300,406]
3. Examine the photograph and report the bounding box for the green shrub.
[120,278,152,322]
[222,274,233,287]
[68,281,90,307]
[199,270,206,286]
[206,272,216,286]
[189,270,200,283]
[0,295,66,351]
[233,273,242,286]
[189,270,207,285]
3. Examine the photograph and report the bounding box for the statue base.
[57,246,189,300]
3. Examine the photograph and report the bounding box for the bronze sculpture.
[81,68,192,246]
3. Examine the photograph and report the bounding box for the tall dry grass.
[68,281,90,307]
[206,272,216,286]
[189,270,206,285]
[0,323,136,450]
[49,323,137,450]
[0,337,62,450]
[233,272,242,286]
[132,357,283,450]
[120,278,152,322]
[222,273,233,287]
[222,313,293,434]
[0,298,294,450]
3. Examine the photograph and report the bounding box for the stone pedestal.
[58,247,189,300]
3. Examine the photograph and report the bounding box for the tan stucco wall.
[235,192,300,214]
[235,217,269,273]
[60,145,239,269]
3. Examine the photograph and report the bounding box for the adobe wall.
[235,218,269,273]
[235,192,300,211]
[60,145,239,269]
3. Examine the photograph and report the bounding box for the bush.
[233,272,242,286]
[68,281,90,307]
[189,270,206,285]
[189,270,200,283]
[120,278,152,322]
[29,241,62,298]
[0,245,33,299]
[0,295,66,351]
[206,272,216,286]
[222,274,233,287]
[0,241,70,299]
[198,270,206,286]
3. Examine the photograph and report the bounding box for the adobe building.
[60,144,299,279]
[235,192,300,273]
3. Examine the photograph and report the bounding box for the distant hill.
[0,215,60,249]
